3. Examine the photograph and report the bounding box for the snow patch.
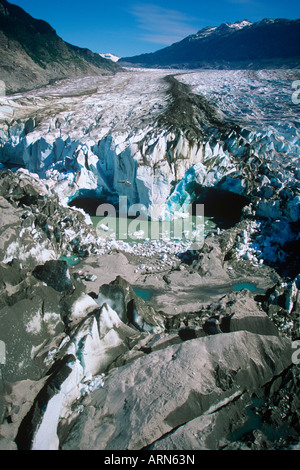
[26,310,42,335]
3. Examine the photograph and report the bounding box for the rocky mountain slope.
[120,18,300,69]
[0,0,121,94]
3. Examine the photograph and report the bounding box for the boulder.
[97,276,164,333]
[203,289,279,336]
[0,259,25,291]
[191,234,230,280]
[0,259,87,383]
[149,392,251,450]
[33,260,74,293]
[220,310,279,336]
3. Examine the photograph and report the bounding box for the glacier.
[1,67,300,451]
[0,68,299,268]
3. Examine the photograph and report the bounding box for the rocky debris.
[222,364,300,450]
[202,289,279,337]
[219,309,279,337]
[262,276,300,340]
[0,258,25,291]
[257,364,300,449]
[81,273,97,283]
[0,258,163,448]
[0,252,102,386]
[148,393,251,450]
[60,331,292,450]
[15,355,75,450]
[0,68,299,451]
[0,292,65,382]
[71,252,141,296]
[190,232,231,280]
[157,75,234,140]
[157,287,281,339]
[0,169,101,266]
[0,247,296,451]
[96,276,165,333]
[0,261,84,383]
[33,260,74,293]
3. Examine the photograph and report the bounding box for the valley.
[0,66,299,451]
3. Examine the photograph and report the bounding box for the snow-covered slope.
[189,20,252,41]
[99,53,120,62]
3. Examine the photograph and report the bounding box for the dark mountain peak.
[120,17,300,70]
[254,17,300,28]
[0,0,121,93]
[218,21,240,31]
[219,19,252,29]
[0,0,55,34]
[0,0,8,15]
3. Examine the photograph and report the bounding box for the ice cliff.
[0,69,299,272]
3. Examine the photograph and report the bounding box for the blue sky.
[10,0,300,57]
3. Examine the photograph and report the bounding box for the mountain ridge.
[119,18,300,69]
[0,0,122,94]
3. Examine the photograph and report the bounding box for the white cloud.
[130,3,198,45]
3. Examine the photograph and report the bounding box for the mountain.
[0,0,122,94]
[119,18,300,69]
[99,53,120,63]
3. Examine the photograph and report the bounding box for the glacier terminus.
[0,65,299,451]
